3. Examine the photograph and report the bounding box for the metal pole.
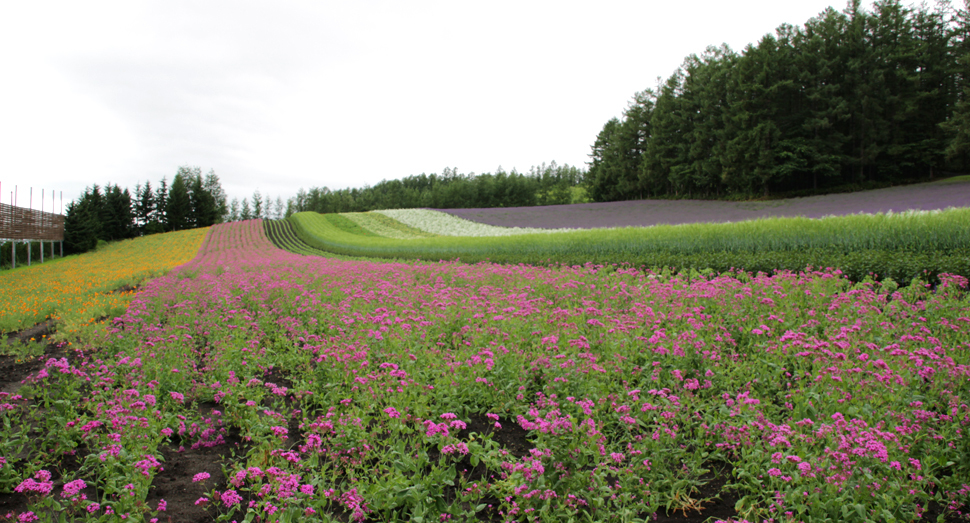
[10,191,14,270]
[40,188,49,263]
[40,189,44,263]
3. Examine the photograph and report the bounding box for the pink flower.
[221,490,243,507]
[383,407,400,418]
[61,479,87,498]
[15,472,53,497]
[192,472,211,483]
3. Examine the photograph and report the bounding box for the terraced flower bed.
[278,208,970,284]
[1,220,968,522]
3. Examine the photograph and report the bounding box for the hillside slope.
[441,177,970,229]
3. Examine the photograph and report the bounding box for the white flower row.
[373,209,574,237]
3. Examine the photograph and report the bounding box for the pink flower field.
[1,219,968,523]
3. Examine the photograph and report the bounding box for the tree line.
[587,0,970,201]
[286,163,585,215]
[64,167,228,254]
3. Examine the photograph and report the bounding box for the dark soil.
[652,462,738,523]
[146,439,239,523]
[3,320,55,348]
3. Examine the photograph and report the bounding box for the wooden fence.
[0,202,65,241]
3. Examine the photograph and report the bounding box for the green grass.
[281,208,970,283]
[932,174,970,184]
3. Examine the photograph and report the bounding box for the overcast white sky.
[0,0,875,210]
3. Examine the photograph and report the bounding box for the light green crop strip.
[341,212,436,239]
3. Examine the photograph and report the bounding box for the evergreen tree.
[166,173,192,231]
[63,187,103,254]
[643,73,689,196]
[154,178,169,230]
[795,9,851,190]
[103,184,134,241]
[203,170,228,223]
[251,190,263,219]
[240,198,253,220]
[228,198,240,222]
[273,196,284,220]
[135,180,156,234]
[188,172,218,227]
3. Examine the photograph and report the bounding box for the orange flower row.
[0,228,208,338]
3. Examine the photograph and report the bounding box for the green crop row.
[264,219,336,258]
[283,209,970,282]
[342,212,437,239]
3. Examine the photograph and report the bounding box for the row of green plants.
[278,208,970,283]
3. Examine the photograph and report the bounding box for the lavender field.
[440,177,970,229]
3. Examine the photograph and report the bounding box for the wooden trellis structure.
[1,184,65,269]
[0,203,65,241]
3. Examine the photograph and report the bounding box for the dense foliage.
[63,167,226,255]
[286,163,586,215]
[280,208,970,284]
[5,221,968,522]
[587,0,970,201]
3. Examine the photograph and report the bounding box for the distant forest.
[285,163,585,214]
[63,167,228,254]
[586,0,970,200]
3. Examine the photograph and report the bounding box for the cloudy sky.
[1,0,874,209]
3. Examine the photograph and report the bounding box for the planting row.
[0,228,207,339]
[278,208,970,283]
[2,219,968,522]
[374,209,572,237]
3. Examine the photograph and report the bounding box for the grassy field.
[276,208,970,283]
